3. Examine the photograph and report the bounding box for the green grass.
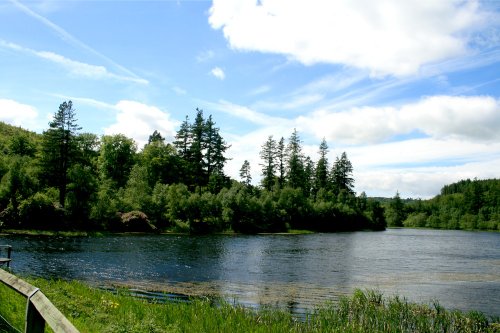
[1,277,499,332]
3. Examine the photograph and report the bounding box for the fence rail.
[0,268,79,333]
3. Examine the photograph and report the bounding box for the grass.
[1,229,105,237]
[1,277,499,333]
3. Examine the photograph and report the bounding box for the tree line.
[0,101,386,233]
[384,179,500,231]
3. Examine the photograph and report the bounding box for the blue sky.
[1,0,499,198]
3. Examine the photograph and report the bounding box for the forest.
[384,178,500,231]
[0,101,386,233]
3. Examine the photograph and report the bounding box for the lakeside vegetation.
[1,277,498,333]
[0,102,384,234]
[384,178,500,231]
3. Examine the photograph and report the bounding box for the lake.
[1,229,499,317]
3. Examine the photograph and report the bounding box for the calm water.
[1,229,499,316]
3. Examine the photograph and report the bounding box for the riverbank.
[0,277,498,333]
[0,228,316,237]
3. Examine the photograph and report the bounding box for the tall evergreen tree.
[173,116,191,158]
[331,151,354,195]
[277,137,286,187]
[286,129,305,190]
[189,108,207,187]
[239,160,252,186]
[40,100,81,207]
[259,136,277,190]
[314,138,329,194]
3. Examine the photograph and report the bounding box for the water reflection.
[1,229,499,317]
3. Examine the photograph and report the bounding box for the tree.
[277,137,286,187]
[387,191,405,227]
[40,100,81,207]
[148,130,164,144]
[98,134,137,188]
[259,136,277,190]
[314,138,329,194]
[239,160,252,186]
[174,116,191,159]
[331,152,354,195]
[141,136,180,186]
[286,129,305,190]
[9,133,37,157]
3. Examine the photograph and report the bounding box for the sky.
[0,0,499,198]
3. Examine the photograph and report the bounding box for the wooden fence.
[0,268,79,333]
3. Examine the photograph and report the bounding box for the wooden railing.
[0,269,79,333]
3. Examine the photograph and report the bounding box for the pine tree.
[331,151,354,195]
[277,137,286,187]
[40,100,81,207]
[239,160,252,186]
[314,138,329,194]
[259,136,277,190]
[286,129,305,190]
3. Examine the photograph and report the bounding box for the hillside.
[384,178,500,231]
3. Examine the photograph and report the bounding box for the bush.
[18,189,64,229]
[118,211,156,232]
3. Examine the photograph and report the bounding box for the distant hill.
[0,121,41,155]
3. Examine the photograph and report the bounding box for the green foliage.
[1,109,389,233]
[18,188,64,229]
[394,179,500,231]
[98,134,137,188]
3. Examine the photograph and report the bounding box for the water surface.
[1,229,499,316]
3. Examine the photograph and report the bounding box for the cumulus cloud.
[299,95,500,144]
[104,101,179,149]
[211,67,225,80]
[0,99,39,129]
[209,0,485,76]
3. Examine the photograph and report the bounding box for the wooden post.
[26,290,45,333]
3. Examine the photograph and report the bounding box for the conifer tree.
[259,136,277,190]
[40,100,81,207]
[314,138,329,194]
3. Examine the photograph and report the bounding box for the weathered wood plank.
[0,268,37,297]
[0,269,80,333]
[26,299,45,333]
[30,291,79,333]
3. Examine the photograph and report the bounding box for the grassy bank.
[1,277,499,332]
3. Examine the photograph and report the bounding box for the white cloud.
[248,85,272,96]
[211,67,225,80]
[299,95,500,144]
[210,99,288,126]
[104,101,179,149]
[209,0,486,76]
[0,40,148,84]
[196,50,215,63]
[0,99,39,129]
[172,86,187,95]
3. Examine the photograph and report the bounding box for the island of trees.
[0,101,385,233]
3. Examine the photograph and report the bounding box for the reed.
[1,277,498,333]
